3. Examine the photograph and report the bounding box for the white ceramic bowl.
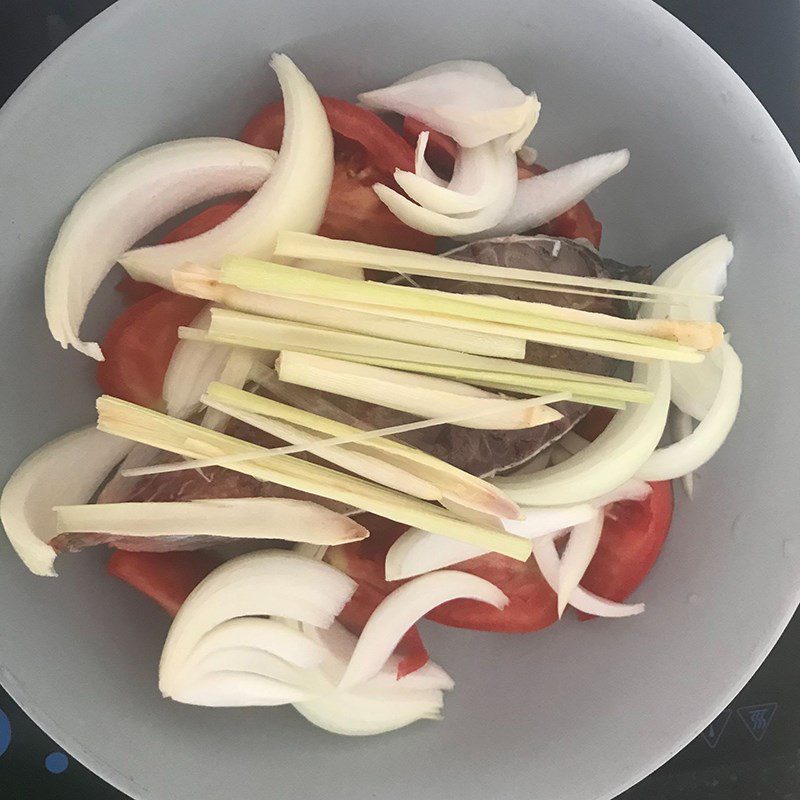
[1,1,798,798]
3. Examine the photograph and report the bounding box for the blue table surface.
[0,1,798,798]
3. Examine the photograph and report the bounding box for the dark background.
[0,1,798,798]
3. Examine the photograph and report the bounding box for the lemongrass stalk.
[172,264,525,359]
[273,232,723,301]
[96,396,532,561]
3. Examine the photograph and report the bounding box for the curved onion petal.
[44,139,275,360]
[530,537,644,618]
[373,138,517,236]
[588,479,652,507]
[474,149,630,240]
[637,343,741,481]
[120,54,333,285]
[294,686,444,735]
[0,427,132,575]
[359,60,539,149]
[339,571,507,689]
[413,131,447,186]
[556,512,603,616]
[649,235,733,321]
[159,551,356,696]
[199,348,258,431]
[171,671,313,707]
[163,305,232,419]
[394,141,513,215]
[494,362,670,505]
[384,503,596,581]
[671,410,695,497]
[670,359,722,421]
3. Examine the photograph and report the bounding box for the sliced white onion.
[359,60,539,149]
[200,348,258,431]
[637,343,741,481]
[44,139,275,360]
[395,140,512,215]
[159,551,356,696]
[339,570,508,689]
[559,431,591,455]
[413,131,446,186]
[373,137,517,236]
[385,503,596,581]
[94,443,161,504]
[556,512,603,616]
[54,497,369,545]
[494,361,670,505]
[294,685,444,735]
[120,54,333,284]
[473,149,630,240]
[163,305,232,419]
[0,427,132,575]
[530,537,644,618]
[670,359,722,421]
[588,479,652,507]
[171,671,313,707]
[671,410,695,497]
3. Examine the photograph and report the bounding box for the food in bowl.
[0,55,740,735]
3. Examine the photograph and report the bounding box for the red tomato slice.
[577,481,674,619]
[116,197,249,303]
[327,515,558,634]
[107,550,219,617]
[241,98,435,252]
[96,290,205,407]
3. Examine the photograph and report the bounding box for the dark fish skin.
[62,236,649,553]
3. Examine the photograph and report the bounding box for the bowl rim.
[1,1,799,799]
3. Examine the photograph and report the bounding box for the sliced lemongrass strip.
[273,233,723,301]
[530,537,645,617]
[121,384,569,479]
[0,427,133,576]
[557,512,603,616]
[339,570,508,689]
[201,399,442,501]
[172,264,525,358]
[200,347,257,431]
[120,55,333,281]
[494,362,671,505]
[637,343,741,481]
[328,353,651,405]
[54,497,369,544]
[276,295,703,364]
[222,257,713,354]
[97,396,532,561]
[203,382,519,519]
[276,352,562,431]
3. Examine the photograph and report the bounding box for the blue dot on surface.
[45,751,69,774]
[0,710,10,757]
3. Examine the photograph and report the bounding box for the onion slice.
[163,305,232,419]
[494,362,670,505]
[54,497,369,545]
[637,343,741,481]
[530,537,644,618]
[359,60,539,148]
[0,427,132,575]
[556,512,603,616]
[120,54,333,284]
[159,551,356,696]
[339,570,508,689]
[474,149,630,240]
[171,671,314,707]
[44,139,275,359]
